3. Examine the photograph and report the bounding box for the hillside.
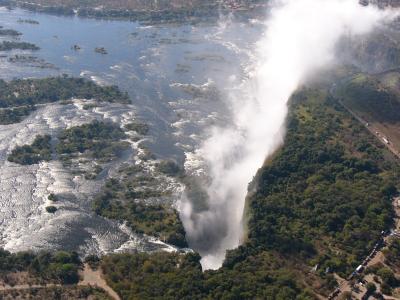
[98,84,399,299]
[337,72,400,158]
[0,76,397,299]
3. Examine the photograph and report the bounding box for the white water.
[181,0,395,270]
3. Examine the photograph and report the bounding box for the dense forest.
[8,121,130,169]
[0,41,39,51]
[0,76,129,109]
[56,120,129,163]
[0,76,130,125]
[247,88,397,276]
[0,106,35,125]
[0,28,21,36]
[0,249,82,284]
[3,77,398,298]
[0,286,111,300]
[99,86,399,299]
[338,74,400,124]
[8,135,51,165]
[0,249,112,299]
[93,175,187,248]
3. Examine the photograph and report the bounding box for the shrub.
[45,206,57,214]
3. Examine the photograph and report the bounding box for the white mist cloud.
[181,0,396,270]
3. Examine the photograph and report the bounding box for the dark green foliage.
[156,160,181,176]
[0,106,36,124]
[0,76,129,124]
[0,286,112,299]
[0,29,21,36]
[377,267,398,287]
[101,251,315,300]
[0,249,81,284]
[56,120,129,161]
[17,18,40,24]
[340,75,400,124]
[48,193,58,201]
[45,206,57,213]
[366,282,376,294]
[0,41,39,51]
[383,239,400,266]
[84,254,100,270]
[247,89,397,276]
[0,76,129,109]
[29,251,81,284]
[93,176,187,247]
[124,122,149,135]
[8,135,51,165]
[8,122,129,166]
[380,282,392,295]
[101,252,204,300]
[1,0,269,25]
[100,86,398,299]
[10,0,75,16]
[0,249,36,272]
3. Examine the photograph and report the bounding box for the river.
[0,6,262,258]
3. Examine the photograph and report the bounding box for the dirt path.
[331,199,400,300]
[328,85,400,299]
[79,263,121,300]
[0,264,120,300]
[337,98,400,159]
[330,80,400,159]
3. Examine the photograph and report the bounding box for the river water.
[0,6,263,257]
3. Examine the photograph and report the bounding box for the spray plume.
[181,0,395,270]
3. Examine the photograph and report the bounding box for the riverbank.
[0,0,269,24]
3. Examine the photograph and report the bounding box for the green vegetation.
[156,160,181,176]
[366,282,377,294]
[100,86,399,299]
[124,121,149,135]
[0,41,39,51]
[56,120,129,162]
[0,76,130,125]
[339,74,400,124]
[17,18,40,24]
[101,251,315,300]
[93,176,187,247]
[377,267,398,287]
[0,76,129,109]
[0,28,21,36]
[48,193,58,201]
[45,206,57,213]
[84,254,101,270]
[82,103,98,110]
[2,0,267,23]
[246,88,398,278]
[365,261,399,295]
[383,239,400,266]
[0,286,111,300]
[0,106,36,125]
[0,249,81,284]
[8,135,51,165]
[7,121,129,177]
